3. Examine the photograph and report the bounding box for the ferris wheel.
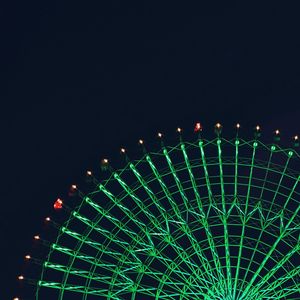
[16,123,300,299]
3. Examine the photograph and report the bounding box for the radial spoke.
[33,136,300,300]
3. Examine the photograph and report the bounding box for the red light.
[54,198,63,210]
[194,122,202,132]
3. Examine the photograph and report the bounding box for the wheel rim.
[35,137,300,299]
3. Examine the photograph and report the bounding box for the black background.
[1,2,300,299]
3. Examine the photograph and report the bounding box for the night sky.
[1,2,300,299]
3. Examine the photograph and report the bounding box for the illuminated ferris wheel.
[16,123,300,299]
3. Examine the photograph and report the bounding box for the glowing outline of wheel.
[33,128,300,299]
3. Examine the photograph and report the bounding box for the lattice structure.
[19,126,300,299]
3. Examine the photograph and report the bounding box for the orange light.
[18,275,24,280]
[236,123,240,129]
[176,127,182,133]
[194,122,202,132]
[120,148,126,153]
[71,184,77,190]
[102,158,108,164]
[86,170,92,176]
[34,235,40,240]
[294,135,299,140]
[139,139,144,145]
[13,298,20,300]
[25,255,31,260]
[256,125,261,131]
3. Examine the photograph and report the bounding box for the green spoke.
[181,142,226,288]
[217,139,232,296]
[233,141,257,299]
[248,243,300,299]
[239,175,300,299]
[238,149,290,292]
[32,135,300,300]
[199,140,227,291]
[145,153,219,288]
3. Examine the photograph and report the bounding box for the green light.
[34,137,300,300]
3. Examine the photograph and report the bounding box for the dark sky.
[1,2,300,299]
